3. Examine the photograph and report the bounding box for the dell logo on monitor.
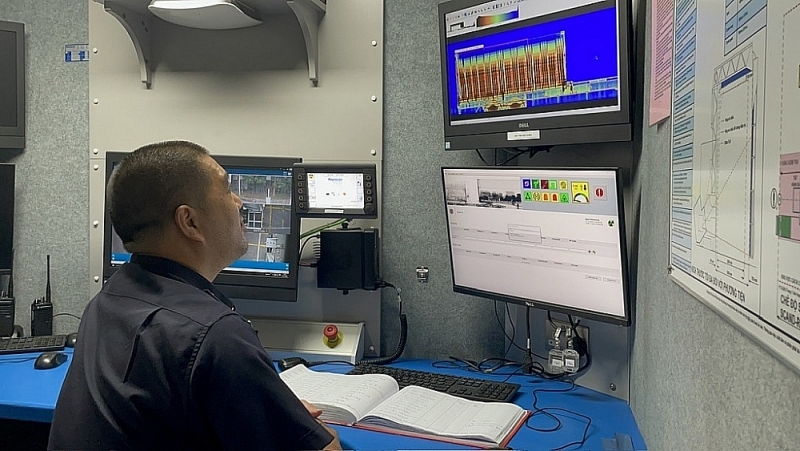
[518,122,530,128]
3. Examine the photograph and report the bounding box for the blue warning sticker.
[65,44,89,62]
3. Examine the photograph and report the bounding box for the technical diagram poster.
[669,0,800,373]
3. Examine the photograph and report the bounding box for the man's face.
[200,156,249,267]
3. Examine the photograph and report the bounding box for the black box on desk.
[317,228,379,291]
[0,297,13,337]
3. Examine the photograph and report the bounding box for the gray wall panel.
[382,0,501,360]
[0,0,89,335]
[86,0,384,350]
[630,0,800,449]
[3,0,800,449]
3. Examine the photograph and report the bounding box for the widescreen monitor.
[103,152,301,302]
[441,167,630,325]
[438,0,632,150]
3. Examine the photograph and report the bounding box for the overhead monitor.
[441,166,630,325]
[103,152,302,302]
[438,0,632,150]
[292,163,377,219]
[0,20,25,149]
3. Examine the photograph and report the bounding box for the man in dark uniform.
[49,141,341,450]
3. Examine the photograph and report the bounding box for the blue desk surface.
[0,352,646,450]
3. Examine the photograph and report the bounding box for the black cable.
[495,301,523,353]
[547,310,557,328]
[494,301,550,362]
[357,282,407,365]
[305,282,407,368]
[356,314,407,366]
[525,378,592,450]
[445,355,483,372]
[475,149,492,165]
[53,313,81,321]
[0,356,38,364]
[566,314,592,375]
[524,306,533,373]
[298,234,318,261]
[476,146,551,166]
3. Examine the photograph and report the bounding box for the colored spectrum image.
[455,33,568,113]
[476,9,519,27]
[446,7,620,117]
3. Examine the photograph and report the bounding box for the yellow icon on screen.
[571,181,590,204]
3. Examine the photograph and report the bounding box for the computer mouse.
[34,351,68,370]
[65,332,78,348]
[277,356,308,372]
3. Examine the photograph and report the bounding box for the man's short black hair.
[107,140,213,245]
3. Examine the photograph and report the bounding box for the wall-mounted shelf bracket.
[286,0,326,86]
[98,1,153,88]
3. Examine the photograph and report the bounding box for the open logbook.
[279,365,529,449]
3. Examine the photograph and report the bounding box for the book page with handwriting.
[360,385,526,442]
[279,365,399,424]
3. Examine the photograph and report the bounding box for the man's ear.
[174,204,205,243]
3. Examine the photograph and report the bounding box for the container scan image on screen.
[110,167,294,278]
[307,172,365,210]
[442,167,628,323]
[443,0,623,125]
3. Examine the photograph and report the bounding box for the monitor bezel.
[102,152,302,303]
[437,0,633,150]
[441,166,631,326]
[0,164,14,270]
[0,20,25,149]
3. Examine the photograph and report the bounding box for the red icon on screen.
[594,187,607,200]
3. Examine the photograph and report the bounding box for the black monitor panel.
[103,152,302,302]
[0,164,13,270]
[0,20,25,149]
[293,163,377,219]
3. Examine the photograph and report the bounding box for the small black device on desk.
[31,255,53,336]
[65,332,77,347]
[0,269,14,337]
[34,351,67,370]
[348,363,520,403]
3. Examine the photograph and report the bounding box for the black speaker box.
[317,228,379,291]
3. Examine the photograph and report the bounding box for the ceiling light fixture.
[147,0,262,30]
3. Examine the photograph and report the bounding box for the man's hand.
[301,400,342,451]
[301,400,323,419]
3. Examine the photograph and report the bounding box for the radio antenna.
[45,254,51,304]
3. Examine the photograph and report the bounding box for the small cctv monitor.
[292,163,377,219]
[103,152,302,302]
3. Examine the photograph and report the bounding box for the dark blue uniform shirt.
[48,255,333,450]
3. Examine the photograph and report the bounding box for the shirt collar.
[129,254,235,310]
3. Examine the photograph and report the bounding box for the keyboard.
[347,363,520,403]
[0,334,67,355]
